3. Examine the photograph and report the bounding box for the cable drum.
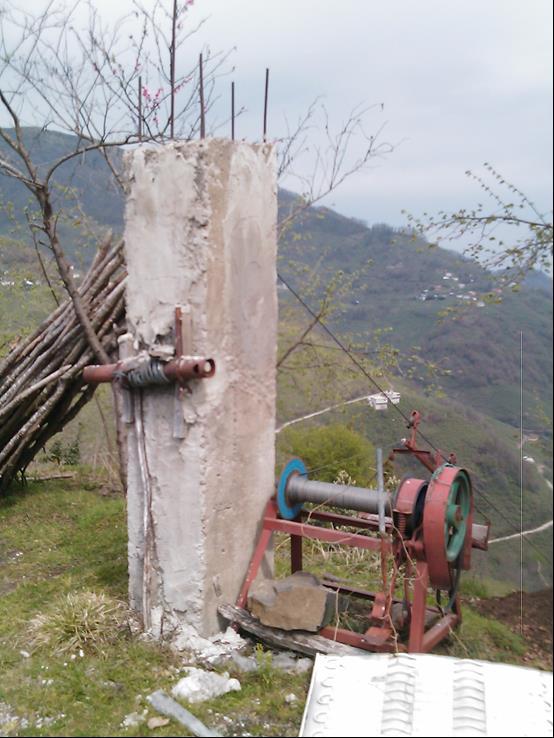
[277,458,391,520]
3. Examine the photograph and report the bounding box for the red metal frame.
[237,497,463,654]
[235,413,489,655]
[389,410,456,473]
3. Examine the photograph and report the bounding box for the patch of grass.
[275,530,382,589]
[437,607,527,662]
[27,591,128,655]
[254,643,275,688]
[459,576,513,599]
[1,476,542,736]
[0,481,310,737]
[460,576,492,599]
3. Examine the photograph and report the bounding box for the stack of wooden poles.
[0,238,126,492]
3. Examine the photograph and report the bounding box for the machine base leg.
[236,525,273,609]
[408,560,429,652]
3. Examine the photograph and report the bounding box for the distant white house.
[368,390,401,411]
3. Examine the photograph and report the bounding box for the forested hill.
[0,128,123,233]
[278,190,552,434]
[1,129,552,438]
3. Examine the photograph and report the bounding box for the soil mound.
[473,588,552,669]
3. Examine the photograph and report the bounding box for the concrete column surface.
[123,140,277,637]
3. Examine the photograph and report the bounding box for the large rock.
[247,572,337,632]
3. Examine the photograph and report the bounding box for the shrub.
[46,437,81,466]
[278,423,376,486]
[27,591,128,654]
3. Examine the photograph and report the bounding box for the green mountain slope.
[278,190,553,434]
[0,128,123,235]
[1,131,551,436]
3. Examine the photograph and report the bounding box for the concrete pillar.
[123,140,277,637]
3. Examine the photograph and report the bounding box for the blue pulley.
[277,457,307,520]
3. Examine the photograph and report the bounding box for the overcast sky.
[141,0,553,231]
[15,1,554,233]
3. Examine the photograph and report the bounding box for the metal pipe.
[286,475,390,516]
[83,356,215,386]
[164,357,215,382]
[377,447,385,533]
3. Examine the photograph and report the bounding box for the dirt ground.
[473,589,553,669]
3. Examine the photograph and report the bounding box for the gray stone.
[147,690,221,737]
[247,572,337,632]
[391,602,439,631]
[272,652,314,673]
[121,710,148,728]
[171,668,240,704]
[294,657,314,673]
[229,652,259,673]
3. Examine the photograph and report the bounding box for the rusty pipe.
[83,356,215,386]
[82,362,122,384]
[164,357,215,382]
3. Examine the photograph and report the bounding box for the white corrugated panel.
[300,653,553,737]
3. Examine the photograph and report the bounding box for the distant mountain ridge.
[0,128,123,234]
[277,190,553,434]
[1,129,552,437]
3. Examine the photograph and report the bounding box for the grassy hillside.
[0,480,548,736]
[0,481,309,737]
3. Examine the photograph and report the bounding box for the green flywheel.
[444,469,471,562]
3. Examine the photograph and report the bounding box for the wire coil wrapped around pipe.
[123,360,170,388]
[82,356,216,387]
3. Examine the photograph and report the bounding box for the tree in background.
[277,423,376,487]
[404,164,553,290]
[0,0,393,489]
